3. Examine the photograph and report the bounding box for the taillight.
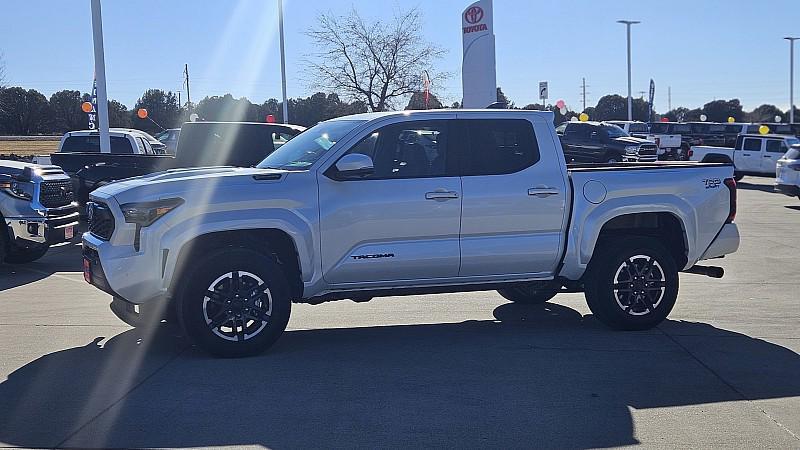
[723,177,737,223]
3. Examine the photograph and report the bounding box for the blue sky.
[2,0,798,113]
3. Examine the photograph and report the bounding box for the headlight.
[0,176,33,200]
[624,145,639,155]
[121,198,184,227]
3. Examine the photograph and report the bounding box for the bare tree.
[305,8,446,112]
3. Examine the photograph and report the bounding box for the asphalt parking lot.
[0,176,798,449]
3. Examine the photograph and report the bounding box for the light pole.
[617,20,640,121]
[786,37,799,124]
[278,0,288,124]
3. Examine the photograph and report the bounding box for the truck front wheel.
[176,247,291,358]
[497,281,560,304]
[3,243,50,264]
[584,237,678,330]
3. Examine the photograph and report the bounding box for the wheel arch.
[170,228,303,300]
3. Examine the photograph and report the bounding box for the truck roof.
[182,121,306,132]
[330,109,556,122]
[65,128,162,143]
[739,133,793,139]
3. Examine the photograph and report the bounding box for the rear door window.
[60,136,100,152]
[461,119,540,176]
[765,140,785,153]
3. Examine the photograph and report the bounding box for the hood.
[0,160,66,179]
[91,166,289,203]
[612,136,653,145]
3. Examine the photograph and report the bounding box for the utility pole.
[184,63,191,113]
[278,0,289,124]
[786,37,799,123]
[177,91,181,110]
[581,77,587,111]
[668,86,672,111]
[90,0,110,153]
[617,20,640,121]
[638,90,646,98]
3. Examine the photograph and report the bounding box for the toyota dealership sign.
[461,0,496,108]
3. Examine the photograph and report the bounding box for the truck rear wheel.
[176,247,291,358]
[497,281,560,304]
[584,237,678,330]
[3,243,50,264]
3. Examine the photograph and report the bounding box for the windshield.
[257,120,365,170]
[602,124,629,138]
[785,137,800,147]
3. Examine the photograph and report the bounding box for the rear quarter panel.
[561,164,734,279]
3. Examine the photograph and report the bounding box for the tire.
[3,243,50,264]
[583,237,678,331]
[734,173,744,181]
[605,154,621,164]
[498,281,560,304]
[176,247,292,358]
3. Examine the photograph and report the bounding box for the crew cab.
[82,110,740,357]
[558,121,658,162]
[50,122,304,205]
[34,128,168,166]
[689,133,800,180]
[1,161,79,263]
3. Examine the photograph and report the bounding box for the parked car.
[687,122,728,147]
[82,109,740,357]
[34,128,167,167]
[775,144,800,199]
[722,123,762,148]
[559,121,658,163]
[607,120,650,138]
[51,122,305,205]
[1,161,79,263]
[689,133,800,180]
[153,128,180,154]
[646,122,686,160]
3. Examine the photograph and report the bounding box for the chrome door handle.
[763,155,771,158]
[528,188,560,197]
[425,191,459,200]
[742,153,750,156]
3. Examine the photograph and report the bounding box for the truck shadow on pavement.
[0,242,84,291]
[0,302,797,448]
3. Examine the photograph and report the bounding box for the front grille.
[39,180,75,208]
[638,144,658,156]
[88,202,115,240]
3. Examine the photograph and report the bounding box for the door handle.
[742,153,750,156]
[425,191,459,200]
[763,155,771,158]
[528,188,560,197]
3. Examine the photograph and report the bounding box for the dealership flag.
[461,0,496,108]
[88,78,98,130]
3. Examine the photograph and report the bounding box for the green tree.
[132,89,181,133]
[108,99,132,128]
[701,99,744,123]
[195,94,259,123]
[592,94,627,121]
[0,87,53,135]
[496,87,514,108]
[747,104,784,123]
[405,91,443,110]
[49,90,86,133]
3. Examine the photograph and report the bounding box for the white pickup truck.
[689,133,800,180]
[82,110,740,357]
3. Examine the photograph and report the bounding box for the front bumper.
[775,183,800,197]
[5,204,80,246]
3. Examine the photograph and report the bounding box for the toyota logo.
[464,6,483,24]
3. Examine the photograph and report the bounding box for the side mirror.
[334,153,374,178]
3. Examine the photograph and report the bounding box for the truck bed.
[567,161,731,172]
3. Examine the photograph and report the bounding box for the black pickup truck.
[557,121,658,163]
[51,121,305,205]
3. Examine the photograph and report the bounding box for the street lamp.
[785,37,799,124]
[617,20,640,121]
